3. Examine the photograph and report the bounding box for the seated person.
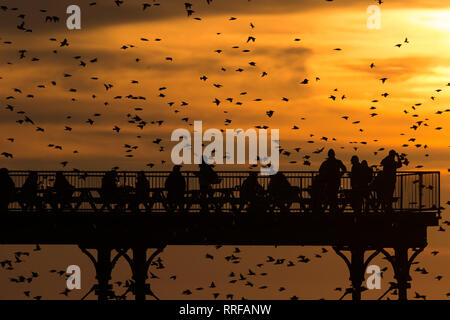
[268,172,295,211]
[53,172,75,210]
[100,171,123,210]
[21,171,40,211]
[133,171,150,211]
[240,172,267,213]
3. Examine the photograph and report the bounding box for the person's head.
[29,171,37,178]
[108,170,117,179]
[328,149,336,159]
[351,155,359,165]
[56,172,63,178]
[0,168,8,176]
[173,165,181,173]
[201,155,215,167]
[274,172,285,179]
[138,171,146,178]
[361,160,368,167]
[248,172,258,179]
[389,150,396,157]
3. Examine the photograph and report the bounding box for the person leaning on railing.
[240,172,267,213]
[132,171,151,211]
[20,171,40,211]
[268,172,296,212]
[359,160,374,212]
[100,170,125,210]
[53,172,75,210]
[196,159,221,213]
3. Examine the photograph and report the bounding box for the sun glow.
[411,10,450,32]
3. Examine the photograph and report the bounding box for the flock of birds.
[3,241,450,300]
[0,0,449,300]
[0,0,448,169]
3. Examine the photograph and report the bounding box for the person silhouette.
[100,170,122,211]
[319,149,347,213]
[129,171,150,212]
[165,165,186,212]
[240,172,266,213]
[310,173,326,214]
[21,171,40,211]
[380,150,402,212]
[53,172,75,210]
[268,172,293,212]
[0,168,15,213]
[359,160,373,211]
[349,155,363,213]
[196,158,220,212]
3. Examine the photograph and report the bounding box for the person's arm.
[340,161,347,174]
[319,162,325,174]
[164,177,170,190]
[396,156,402,169]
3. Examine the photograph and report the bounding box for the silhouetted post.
[381,247,423,301]
[122,246,165,300]
[400,174,404,211]
[132,247,148,301]
[96,248,112,301]
[334,246,377,301]
[394,247,410,301]
[79,247,122,301]
[350,247,365,301]
[418,173,423,213]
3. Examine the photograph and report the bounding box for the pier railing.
[3,171,440,214]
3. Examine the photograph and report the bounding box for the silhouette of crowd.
[0,149,404,214]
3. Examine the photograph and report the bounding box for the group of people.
[311,149,403,213]
[0,149,403,213]
[0,170,75,211]
[220,149,403,214]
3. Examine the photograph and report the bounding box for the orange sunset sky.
[0,0,449,300]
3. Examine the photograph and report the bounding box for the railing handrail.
[4,170,442,174]
[2,170,440,214]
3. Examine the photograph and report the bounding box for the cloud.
[342,56,449,81]
[2,0,446,36]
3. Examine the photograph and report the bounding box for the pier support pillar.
[79,247,125,300]
[123,246,166,300]
[334,246,381,300]
[381,247,423,301]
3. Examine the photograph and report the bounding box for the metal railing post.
[418,173,423,213]
[400,174,403,211]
